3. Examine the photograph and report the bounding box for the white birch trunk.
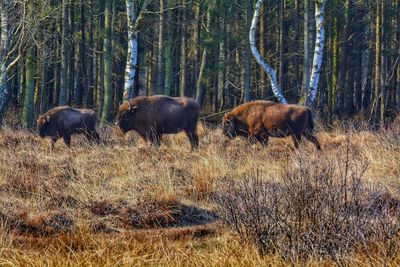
[0,0,10,123]
[123,0,150,100]
[250,0,288,104]
[123,0,137,100]
[306,0,327,106]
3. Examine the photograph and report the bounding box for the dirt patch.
[0,212,74,236]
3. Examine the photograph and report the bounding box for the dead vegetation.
[0,123,399,266]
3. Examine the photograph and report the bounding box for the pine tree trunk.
[21,49,36,127]
[302,0,311,96]
[278,0,285,94]
[374,2,381,123]
[396,0,400,110]
[259,3,268,98]
[164,0,174,96]
[101,0,113,126]
[179,0,187,97]
[98,0,105,115]
[217,9,226,110]
[156,0,165,94]
[68,0,75,104]
[380,0,386,124]
[361,0,371,112]
[195,7,210,106]
[86,0,94,107]
[294,0,300,100]
[335,0,350,114]
[40,57,47,113]
[77,0,87,107]
[59,0,69,105]
[244,0,252,103]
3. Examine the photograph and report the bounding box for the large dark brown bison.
[37,106,100,147]
[116,95,200,149]
[222,100,321,150]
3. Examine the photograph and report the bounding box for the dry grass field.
[0,121,399,266]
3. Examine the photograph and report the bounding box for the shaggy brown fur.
[222,100,321,150]
[37,106,99,147]
[116,95,200,149]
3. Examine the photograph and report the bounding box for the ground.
[0,122,399,266]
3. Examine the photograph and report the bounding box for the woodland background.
[0,0,399,127]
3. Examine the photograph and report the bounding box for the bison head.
[222,114,237,138]
[116,101,138,133]
[37,115,50,137]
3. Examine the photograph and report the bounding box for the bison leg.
[63,134,72,147]
[291,133,302,149]
[85,130,100,144]
[147,131,161,146]
[185,129,199,149]
[256,135,269,147]
[303,131,321,150]
[51,137,58,150]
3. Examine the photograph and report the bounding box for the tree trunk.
[217,8,226,109]
[179,0,187,97]
[98,0,105,115]
[21,49,36,127]
[361,0,371,112]
[76,0,87,107]
[68,0,75,105]
[59,0,69,105]
[156,0,165,94]
[396,0,400,110]
[302,0,311,96]
[195,7,210,106]
[306,0,327,106]
[259,3,268,98]
[101,0,113,126]
[164,0,174,96]
[374,1,381,123]
[335,0,350,114]
[250,0,288,104]
[294,0,300,100]
[86,0,94,107]
[244,0,252,103]
[0,0,11,125]
[278,0,285,94]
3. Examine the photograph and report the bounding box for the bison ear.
[46,115,50,122]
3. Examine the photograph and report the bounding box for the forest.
[0,0,399,127]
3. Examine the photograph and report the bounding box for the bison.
[37,106,100,148]
[116,95,200,149]
[222,100,321,150]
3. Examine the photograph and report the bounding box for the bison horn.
[125,100,132,110]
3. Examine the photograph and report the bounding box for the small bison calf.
[37,106,100,148]
[222,100,321,150]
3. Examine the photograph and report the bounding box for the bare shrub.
[214,142,400,260]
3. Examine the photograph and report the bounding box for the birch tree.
[123,0,150,100]
[249,0,288,104]
[0,0,10,124]
[305,0,327,106]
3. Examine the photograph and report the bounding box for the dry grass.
[0,122,399,266]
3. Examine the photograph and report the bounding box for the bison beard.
[116,95,200,149]
[222,101,321,150]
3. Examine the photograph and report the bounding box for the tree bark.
[250,0,288,104]
[156,0,165,94]
[306,0,327,106]
[59,0,69,105]
[179,0,187,97]
[101,0,113,126]
[86,0,94,107]
[21,48,36,127]
[0,0,10,125]
[244,0,252,103]
[302,0,311,96]
[195,7,210,106]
